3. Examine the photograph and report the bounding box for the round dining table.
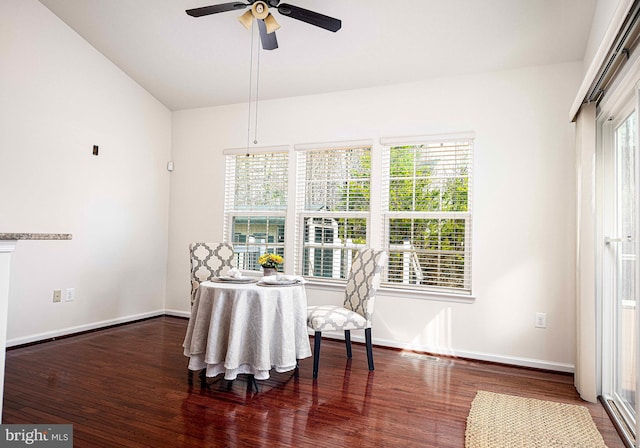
[183,279,312,380]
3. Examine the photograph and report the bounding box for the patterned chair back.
[189,242,235,306]
[343,249,387,326]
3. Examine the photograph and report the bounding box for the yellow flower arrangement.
[258,253,284,268]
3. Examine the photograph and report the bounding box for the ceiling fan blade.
[276,3,341,32]
[257,19,278,50]
[186,2,248,18]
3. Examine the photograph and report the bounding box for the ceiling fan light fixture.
[251,1,269,20]
[188,1,342,43]
[238,9,253,30]
[264,13,281,34]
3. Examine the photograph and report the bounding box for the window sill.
[378,286,476,303]
[304,279,476,303]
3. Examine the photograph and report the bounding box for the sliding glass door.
[603,105,639,447]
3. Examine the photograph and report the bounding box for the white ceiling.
[38,0,597,111]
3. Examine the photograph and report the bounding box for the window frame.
[294,141,373,281]
[221,136,475,301]
[380,133,474,295]
[223,146,289,273]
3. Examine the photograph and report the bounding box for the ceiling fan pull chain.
[185,2,342,151]
[254,41,261,145]
[246,19,256,154]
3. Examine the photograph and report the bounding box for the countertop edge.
[0,233,72,241]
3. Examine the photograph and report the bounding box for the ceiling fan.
[186,1,342,50]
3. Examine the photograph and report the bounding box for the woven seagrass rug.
[465,391,608,448]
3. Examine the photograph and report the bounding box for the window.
[381,135,473,294]
[295,142,372,279]
[223,147,288,271]
[222,135,473,297]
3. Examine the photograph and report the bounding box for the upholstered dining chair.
[306,248,388,379]
[189,242,235,306]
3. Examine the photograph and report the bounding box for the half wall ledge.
[0,233,72,240]
[0,231,72,423]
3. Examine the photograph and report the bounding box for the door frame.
[596,56,640,447]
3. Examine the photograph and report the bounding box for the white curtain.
[575,102,598,403]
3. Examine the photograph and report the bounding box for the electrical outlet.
[65,288,75,302]
[53,290,62,303]
[535,312,547,328]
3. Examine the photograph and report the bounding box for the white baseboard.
[314,330,575,373]
[6,309,575,373]
[6,310,165,347]
[164,309,190,319]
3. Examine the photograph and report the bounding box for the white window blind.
[224,150,288,271]
[296,145,371,279]
[381,136,473,294]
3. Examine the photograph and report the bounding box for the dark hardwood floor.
[2,316,625,447]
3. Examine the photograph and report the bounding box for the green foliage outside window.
[302,142,471,289]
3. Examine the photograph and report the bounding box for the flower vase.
[262,267,277,277]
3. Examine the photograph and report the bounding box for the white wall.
[0,0,172,344]
[167,62,582,371]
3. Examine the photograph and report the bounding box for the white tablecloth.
[183,280,312,380]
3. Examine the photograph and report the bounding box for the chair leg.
[365,328,374,371]
[248,374,259,393]
[313,331,321,379]
[187,369,207,387]
[344,330,352,359]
